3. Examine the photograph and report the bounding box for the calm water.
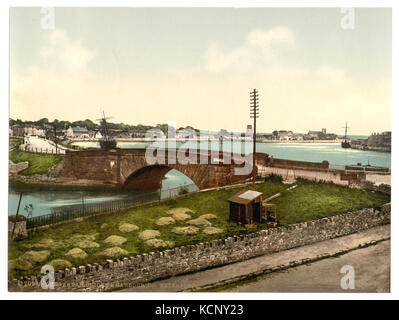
[8,169,197,217]
[74,140,391,169]
[9,140,390,217]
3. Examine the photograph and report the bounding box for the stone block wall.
[9,203,390,292]
[260,165,348,185]
[8,219,27,240]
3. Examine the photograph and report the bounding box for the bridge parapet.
[57,147,268,190]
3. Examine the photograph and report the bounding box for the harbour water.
[73,140,391,169]
[9,140,390,217]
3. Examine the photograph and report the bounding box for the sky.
[9,7,392,135]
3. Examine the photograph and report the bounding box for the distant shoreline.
[71,138,343,144]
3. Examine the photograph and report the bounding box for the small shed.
[228,190,263,224]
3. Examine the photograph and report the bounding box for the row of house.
[10,124,102,140]
[9,125,47,137]
[270,128,338,141]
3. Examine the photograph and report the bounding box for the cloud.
[39,29,96,72]
[247,27,294,51]
[204,27,294,73]
[9,27,391,135]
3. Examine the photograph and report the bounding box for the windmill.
[96,111,117,149]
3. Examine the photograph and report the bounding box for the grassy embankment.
[8,176,390,280]
[9,137,24,151]
[9,137,63,176]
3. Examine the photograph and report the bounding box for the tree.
[36,118,49,127]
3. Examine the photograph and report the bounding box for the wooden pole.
[250,89,259,185]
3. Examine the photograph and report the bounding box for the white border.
[1,0,397,301]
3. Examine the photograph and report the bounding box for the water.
[8,169,197,217]
[74,140,391,169]
[10,140,389,217]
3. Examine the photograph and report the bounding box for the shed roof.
[228,189,263,205]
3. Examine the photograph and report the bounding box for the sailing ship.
[341,121,351,148]
[96,111,117,149]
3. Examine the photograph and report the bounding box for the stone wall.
[266,157,330,170]
[259,165,348,185]
[9,203,390,292]
[8,216,27,240]
[9,160,29,174]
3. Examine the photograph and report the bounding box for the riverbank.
[8,177,390,280]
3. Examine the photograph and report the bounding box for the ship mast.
[96,110,117,148]
[102,111,111,142]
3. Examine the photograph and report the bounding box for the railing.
[19,144,66,155]
[160,183,199,199]
[26,184,198,229]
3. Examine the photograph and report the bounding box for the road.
[228,240,390,293]
[22,136,68,153]
[120,225,390,293]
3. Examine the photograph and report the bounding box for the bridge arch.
[122,165,199,191]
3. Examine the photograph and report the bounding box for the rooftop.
[228,189,263,205]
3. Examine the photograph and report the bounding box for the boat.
[99,139,117,149]
[341,121,351,148]
[96,111,117,149]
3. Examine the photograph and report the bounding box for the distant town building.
[305,129,337,141]
[272,130,294,141]
[66,126,90,139]
[10,124,46,137]
[350,132,391,152]
[367,131,391,151]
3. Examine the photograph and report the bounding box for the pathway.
[119,224,390,292]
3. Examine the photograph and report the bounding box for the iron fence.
[26,184,198,229]
[19,145,66,155]
[160,184,199,199]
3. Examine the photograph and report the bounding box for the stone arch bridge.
[57,148,268,190]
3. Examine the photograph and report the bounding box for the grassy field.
[8,177,390,279]
[9,137,24,151]
[9,149,63,176]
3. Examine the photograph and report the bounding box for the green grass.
[8,177,390,280]
[9,137,23,151]
[9,149,63,176]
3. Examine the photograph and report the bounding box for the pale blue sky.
[10,8,392,135]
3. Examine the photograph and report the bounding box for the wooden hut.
[227,190,263,224]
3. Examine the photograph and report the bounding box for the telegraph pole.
[250,89,259,184]
[53,123,58,154]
